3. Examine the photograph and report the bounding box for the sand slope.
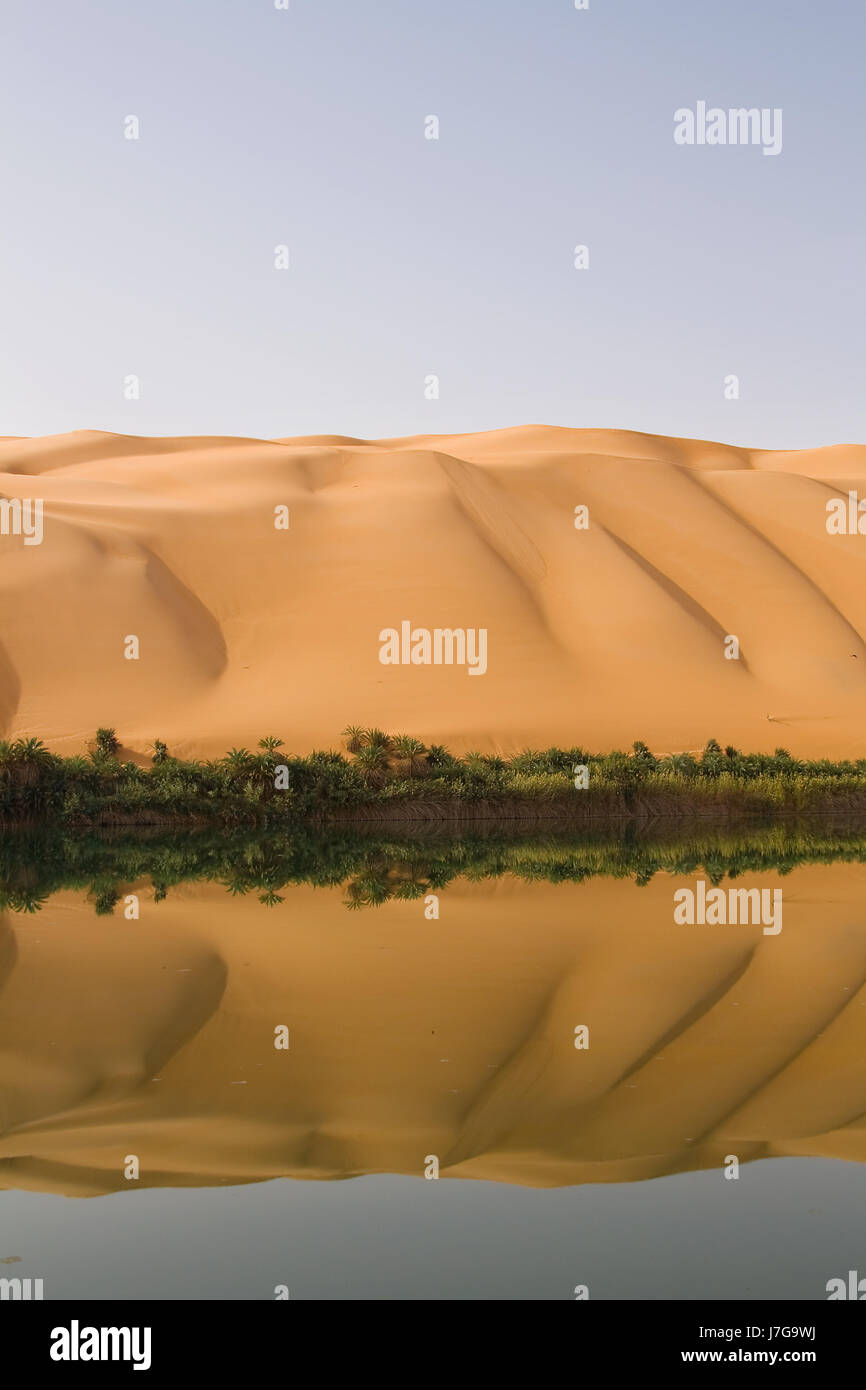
[2,425,866,756]
[1,866,865,1194]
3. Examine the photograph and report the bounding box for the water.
[1,831,865,1300]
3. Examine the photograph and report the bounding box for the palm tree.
[481,753,507,773]
[258,736,284,753]
[354,745,390,788]
[363,727,393,753]
[254,737,284,793]
[341,725,365,754]
[632,740,656,767]
[9,737,55,788]
[462,750,487,773]
[95,727,120,757]
[62,755,91,776]
[223,748,254,771]
[391,735,428,777]
[13,737,52,759]
[427,743,458,771]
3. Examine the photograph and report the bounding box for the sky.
[0,0,863,448]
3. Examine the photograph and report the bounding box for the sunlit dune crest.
[2,426,866,758]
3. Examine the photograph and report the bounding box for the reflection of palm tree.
[90,885,121,916]
[345,865,393,909]
[345,883,370,911]
[392,878,429,901]
[0,887,50,914]
[219,874,254,896]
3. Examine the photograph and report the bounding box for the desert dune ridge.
[2,424,866,759]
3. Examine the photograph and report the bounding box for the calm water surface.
[1,843,865,1300]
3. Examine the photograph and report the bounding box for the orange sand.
[1,425,866,758]
[1,865,865,1194]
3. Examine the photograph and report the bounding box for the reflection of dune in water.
[1,864,865,1195]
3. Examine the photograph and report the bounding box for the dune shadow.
[0,637,21,735]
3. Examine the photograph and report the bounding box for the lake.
[1,831,865,1299]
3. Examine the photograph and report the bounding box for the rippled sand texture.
[1,426,866,756]
[1,865,865,1195]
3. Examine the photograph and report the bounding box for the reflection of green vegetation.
[2,818,866,914]
[7,731,866,827]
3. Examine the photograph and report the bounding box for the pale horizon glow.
[0,0,863,451]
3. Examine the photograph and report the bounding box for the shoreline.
[5,794,866,832]
[5,728,866,830]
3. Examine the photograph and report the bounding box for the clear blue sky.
[1,0,863,448]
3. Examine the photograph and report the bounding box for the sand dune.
[2,424,866,756]
[1,866,865,1194]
